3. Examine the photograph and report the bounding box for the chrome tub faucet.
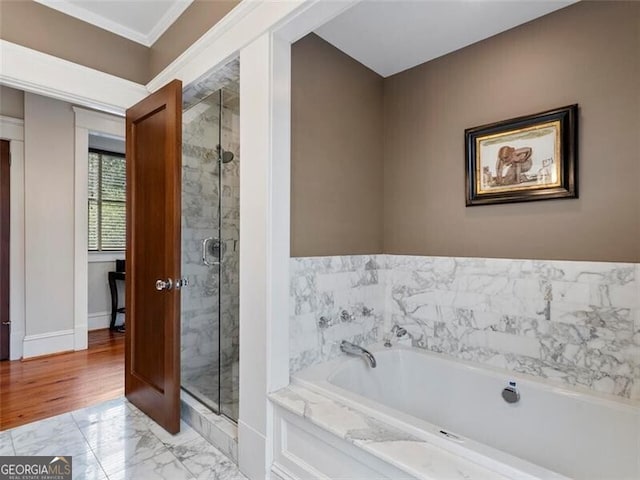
[340,340,377,368]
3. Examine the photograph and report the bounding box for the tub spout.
[340,340,377,368]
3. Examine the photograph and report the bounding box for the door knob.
[155,278,173,291]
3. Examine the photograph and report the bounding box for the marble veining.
[290,255,640,399]
[289,255,386,372]
[0,397,246,480]
[270,385,511,480]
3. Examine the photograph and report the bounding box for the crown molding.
[0,40,148,114]
[147,0,194,46]
[33,0,194,46]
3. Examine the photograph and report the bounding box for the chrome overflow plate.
[502,381,520,404]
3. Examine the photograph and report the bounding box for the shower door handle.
[202,237,220,266]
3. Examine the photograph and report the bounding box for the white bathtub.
[294,346,640,479]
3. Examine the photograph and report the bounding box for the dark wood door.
[125,80,182,433]
[0,140,9,361]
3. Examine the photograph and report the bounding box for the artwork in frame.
[465,104,578,206]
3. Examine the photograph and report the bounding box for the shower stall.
[180,83,240,421]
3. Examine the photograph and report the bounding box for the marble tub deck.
[270,384,516,480]
[0,397,246,480]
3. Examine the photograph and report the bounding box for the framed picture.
[465,105,578,206]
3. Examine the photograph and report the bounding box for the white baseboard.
[238,420,267,480]
[88,311,113,330]
[22,329,75,358]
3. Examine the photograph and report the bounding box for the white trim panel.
[22,329,75,359]
[0,40,148,115]
[238,420,268,480]
[74,123,90,352]
[273,408,413,480]
[1,116,26,360]
[73,106,125,132]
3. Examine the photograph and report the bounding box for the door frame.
[72,107,126,353]
[0,116,25,361]
[1,139,10,359]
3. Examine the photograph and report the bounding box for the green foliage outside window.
[88,150,126,251]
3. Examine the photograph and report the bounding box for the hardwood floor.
[0,329,124,430]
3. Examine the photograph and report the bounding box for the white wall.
[23,93,76,356]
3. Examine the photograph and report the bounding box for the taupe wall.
[0,86,24,119]
[383,1,640,262]
[149,0,239,78]
[0,1,149,84]
[291,34,384,257]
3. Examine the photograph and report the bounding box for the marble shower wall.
[289,255,386,373]
[290,255,640,399]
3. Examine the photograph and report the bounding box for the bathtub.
[294,346,640,479]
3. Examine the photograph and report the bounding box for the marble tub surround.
[270,384,525,480]
[1,397,246,480]
[386,256,640,399]
[289,255,386,372]
[290,255,640,399]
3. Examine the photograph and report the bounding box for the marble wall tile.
[290,254,640,399]
[387,256,639,399]
[289,255,386,372]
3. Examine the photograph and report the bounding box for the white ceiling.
[34,0,194,46]
[316,0,577,78]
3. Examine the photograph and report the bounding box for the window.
[88,149,126,251]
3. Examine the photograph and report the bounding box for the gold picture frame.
[465,105,578,206]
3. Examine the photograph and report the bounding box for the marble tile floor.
[0,396,247,480]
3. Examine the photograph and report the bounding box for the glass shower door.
[181,91,222,412]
